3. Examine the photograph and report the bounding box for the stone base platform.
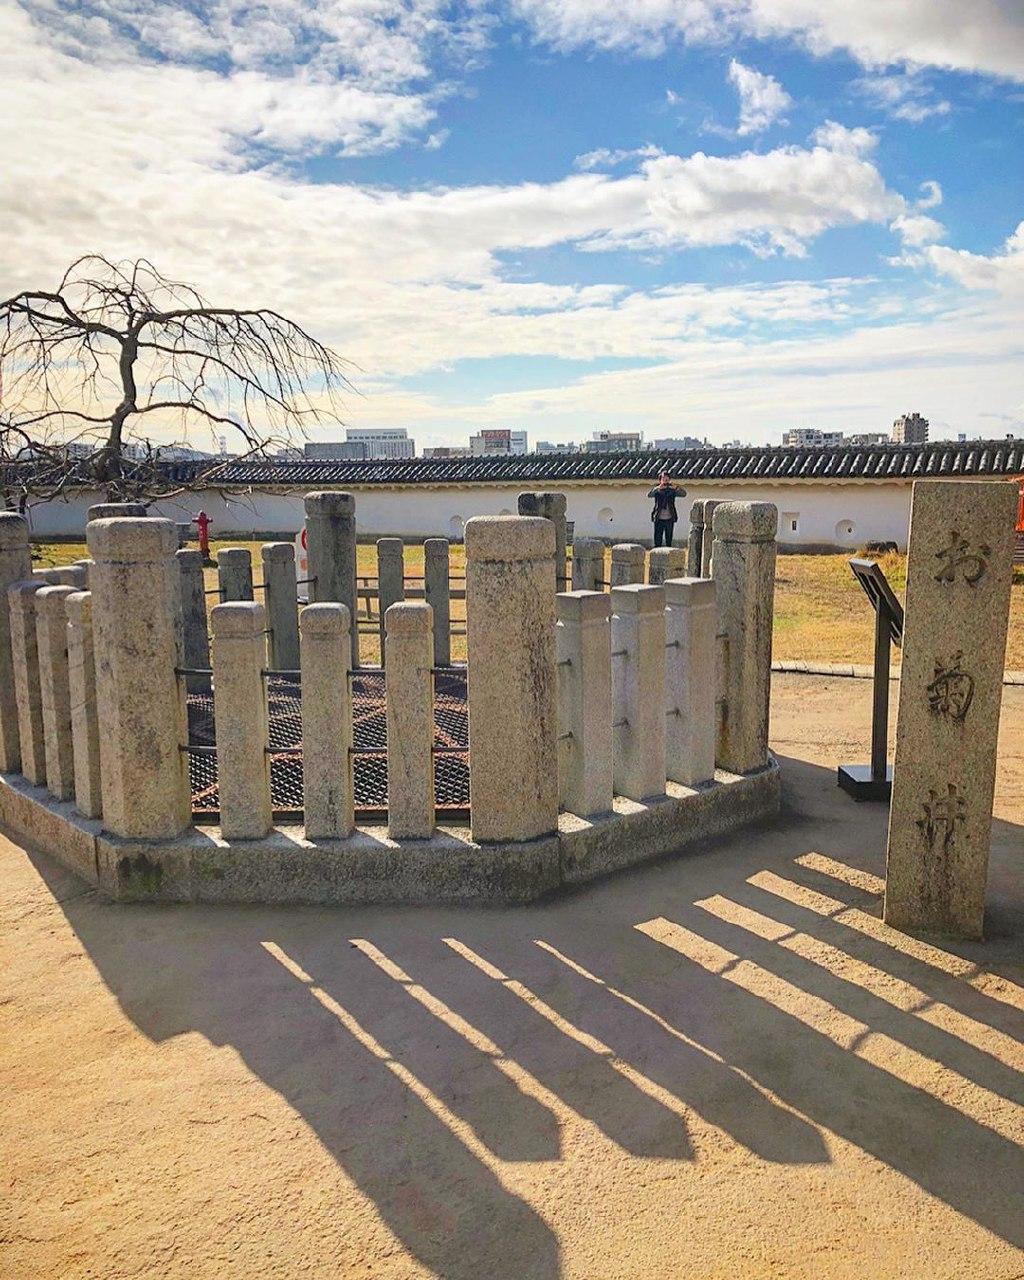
[0,760,780,905]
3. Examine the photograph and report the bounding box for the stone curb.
[772,661,1024,686]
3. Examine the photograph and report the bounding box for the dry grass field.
[31,540,1024,670]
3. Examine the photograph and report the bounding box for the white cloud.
[728,58,792,135]
[508,0,1024,81]
[891,213,945,248]
[855,71,951,123]
[574,144,664,171]
[924,222,1024,296]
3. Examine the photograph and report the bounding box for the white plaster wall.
[20,477,919,549]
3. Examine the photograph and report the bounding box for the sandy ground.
[2,674,1023,1280]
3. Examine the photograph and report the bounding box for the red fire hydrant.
[193,510,213,564]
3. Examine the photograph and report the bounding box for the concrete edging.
[772,661,1024,686]
[0,760,781,906]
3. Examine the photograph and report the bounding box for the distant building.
[584,430,645,453]
[304,440,369,461]
[535,441,578,454]
[422,446,471,459]
[781,428,845,448]
[846,432,888,446]
[892,413,928,444]
[345,427,416,459]
[469,429,528,456]
[653,436,705,451]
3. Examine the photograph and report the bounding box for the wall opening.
[598,506,615,527]
[835,518,857,543]
[782,511,799,536]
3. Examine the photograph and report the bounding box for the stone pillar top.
[176,548,204,568]
[87,501,148,521]
[557,590,610,623]
[385,600,432,635]
[518,491,567,515]
[611,583,665,615]
[65,590,92,624]
[465,515,554,562]
[36,583,76,607]
[87,517,177,562]
[377,536,403,552]
[0,512,28,547]
[664,576,716,606]
[688,499,706,527]
[211,600,265,638]
[8,579,45,605]
[424,537,449,552]
[304,491,355,516]
[300,601,351,636]
[218,546,250,562]
[713,501,778,543]
[612,543,645,561]
[260,541,295,562]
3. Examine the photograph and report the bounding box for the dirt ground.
[2,674,1022,1280]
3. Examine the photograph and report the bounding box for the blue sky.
[2,0,1023,449]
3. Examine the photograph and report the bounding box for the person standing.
[647,472,686,547]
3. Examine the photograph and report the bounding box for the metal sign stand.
[837,557,904,802]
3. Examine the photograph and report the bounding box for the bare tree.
[0,255,351,507]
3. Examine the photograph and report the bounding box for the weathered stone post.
[0,514,32,772]
[664,578,717,787]
[712,502,777,775]
[884,480,1018,939]
[66,591,102,819]
[210,602,272,840]
[87,502,147,521]
[260,542,300,671]
[687,501,705,578]
[36,584,76,801]
[217,547,253,602]
[300,604,354,840]
[611,584,667,801]
[556,591,613,817]
[176,549,211,693]
[51,565,88,588]
[465,516,558,842]
[305,491,358,667]
[701,501,721,577]
[385,602,435,839]
[648,546,686,585]
[376,537,405,665]
[518,492,568,589]
[571,537,604,592]
[610,543,645,587]
[8,581,47,785]
[424,538,451,667]
[87,519,191,838]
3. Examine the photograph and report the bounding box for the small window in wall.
[835,518,857,543]
[598,506,615,527]
[782,511,799,536]
[449,515,464,539]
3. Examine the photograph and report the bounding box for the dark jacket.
[647,484,685,522]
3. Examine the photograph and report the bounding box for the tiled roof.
[171,438,1024,487]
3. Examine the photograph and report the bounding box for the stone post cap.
[518,491,567,516]
[465,515,555,563]
[52,566,87,587]
[260,541,295,563]
[65,590,92,623]
[74,558,94,569]
[664,576,716,607]
[211,600,266,637]
[0,512,28,548]
[34,568,66,584]
[424,537,449,555]
[384,600,433,635]
[217,546,251,565]
[87,502,148,522]
[8,578,45,607]
[87,518,178,562]
[611,583,665,614]
[712,501,778,543]
[36,584,76,613]
[299,601,352,636]
[176,548,204,568]
[376,537,404,554]
[304,491,355,517]
[557,589,610,623]
[688,500,706,526]
[611,543,646,563]
[573,536,604,554]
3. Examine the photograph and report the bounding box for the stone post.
[687,501,705,579]
[176,549,211,693]
[518,492,568,589]
[0,514,32,772]
[66,591,102,819]
[305,491,358,667]
[210,602,272,840]
[610,543,645,587]
[8,581,47,784]
[300,603,354,840]
[701,501,721,577]
[36,584,76,801]
[648,546,686,585]
[217,547,253,602]
[465,516,558,843]
[664,578,717,787]
[74,559,94,586]
[556,591,613,817]
[611,584,667,801]
[712,502,777,775]
[87,502,147,521]
[884,480,1018,940]
[424,538,451,667]
[51,565,88,588]
[571,538,604,592]
[385,602,435,839]
[34,568,65,585]
[87,518,191,838]
[376,537,405,665]
[261,542,300,672]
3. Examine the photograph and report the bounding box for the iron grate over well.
[186,667,469,820]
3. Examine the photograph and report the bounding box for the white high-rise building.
[469,429,528,456]
[891,413,928,445]
[344,427,416,459]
